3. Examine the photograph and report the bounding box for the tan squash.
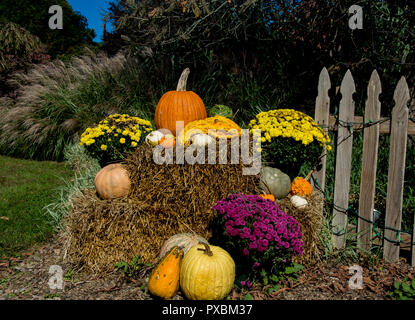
[148,246,184,299]
[94,163,131,199]
[158,233,209,259]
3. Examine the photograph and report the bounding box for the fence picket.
[384,77,410,263]
[332,70,356,249]
[313,67,331,191]
[357,70,382,250]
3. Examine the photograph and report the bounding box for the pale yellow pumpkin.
[180,243,235,300]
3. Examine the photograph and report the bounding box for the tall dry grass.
[0,49,154,160]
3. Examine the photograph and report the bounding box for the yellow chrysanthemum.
[249,108,331,148]
[79,114,153,164]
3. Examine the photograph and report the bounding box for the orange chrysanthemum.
[291,177,312,196]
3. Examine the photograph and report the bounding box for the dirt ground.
[1,233,414,300]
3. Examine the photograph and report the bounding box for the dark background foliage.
[103,0,415,119]
[0,0,96,58]
[0,22,51,97]
[0,0,98,97]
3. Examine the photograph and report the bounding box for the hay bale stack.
[278,191,325,266]
[64,144,259,273]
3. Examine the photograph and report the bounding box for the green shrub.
[388,278,415,300]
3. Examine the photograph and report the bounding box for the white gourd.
[146,130,165,146]
[290,195,308,209]
[191,134,214,147]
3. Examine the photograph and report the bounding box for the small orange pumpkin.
[259,194,275,202]
[291,177,312,197]
[148,246,184,299]
[159,135,176,148]
[155,68,207,136]
[94,163,131,199]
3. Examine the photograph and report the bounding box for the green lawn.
[0,155,72,257]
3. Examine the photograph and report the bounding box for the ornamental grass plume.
[0,49,150,160]
[211,194,304,275]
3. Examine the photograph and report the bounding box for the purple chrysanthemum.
[212,194,304,267]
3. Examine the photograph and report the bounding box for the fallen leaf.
[271,287,290,296]
[332,281,346,293]
[0,216,9,221]
[95,285,120,293]
[363,277,375,286]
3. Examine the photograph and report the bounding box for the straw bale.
[278,191,325,266]
[64,144,259,273]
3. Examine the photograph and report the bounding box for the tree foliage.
[0,22,51,97]
[103,0,415,117]
[0,0,96,58]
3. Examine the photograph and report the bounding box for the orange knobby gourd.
[259,194,275,202]
[148,246,184,299]
[291,177,312,197]
[94,163,131,199]
[155,68,207,136]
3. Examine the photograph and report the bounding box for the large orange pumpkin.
[94,163,131,199]
[155,68,207,136]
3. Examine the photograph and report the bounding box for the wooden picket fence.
[313,67,415,266]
